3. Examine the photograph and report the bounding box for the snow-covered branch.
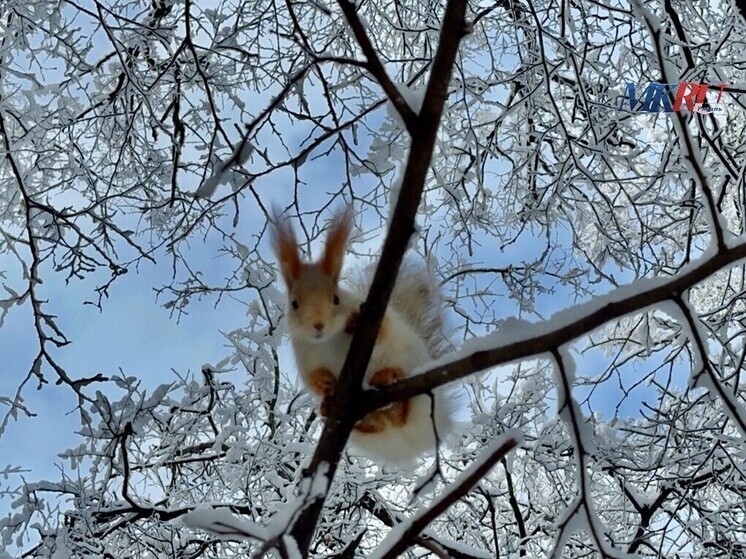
[369,239,746,409]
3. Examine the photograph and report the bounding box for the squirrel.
[271,208,454,465]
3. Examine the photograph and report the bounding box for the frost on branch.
[2,0,746,557]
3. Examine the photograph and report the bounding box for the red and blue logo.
[618,82,726,113]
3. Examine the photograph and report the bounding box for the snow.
[258,462,332,543]
[195,174,220,198]
[370,430,522,559]
[553,347,596,456]
[309,461,331,497]
[630,0,727,248]
[182,504,267,541]
[387,168,403,219]
[429,537,494,559]
[623,483,656,509]
[548,349,643,559]
[50,540,70,559]
[671,295,746,437]
[282,535,301,559]
[724,231,746,250]
[550,496,642,559]
[415,240,723,378]
[386,83,425,129]
[195,140,254,198]
[550,499,583,558]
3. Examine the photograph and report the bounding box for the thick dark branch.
[503,458,527,554]
[366,240,746,410]
[119,422,139,509]
[549,350,617,558]
[631,0,725,252]
[674,294,746,436]
[288,0,469,553]
[359,492,488,559]
[374,433,520,559]
[335,0,419,134]
[194,64,314,198]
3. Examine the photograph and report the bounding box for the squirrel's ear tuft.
[270,208,302,285]
[321,207,353,282]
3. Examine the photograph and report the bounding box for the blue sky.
[0,235,251,516]
[0,3,698,525]
[0,186,693,528]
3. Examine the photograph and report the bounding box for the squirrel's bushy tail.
[389,255,451,359]
[347,254,451,359]
[345,254,457,466]
[349,389,454,466]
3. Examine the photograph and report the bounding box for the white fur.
[289,288,453,465]
[272,211,454,465]
[349,387,453,466]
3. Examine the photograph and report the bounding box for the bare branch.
[368,240,746,409]
[335,0,419,133]
[288,0,470,552]
[374,432,521,559]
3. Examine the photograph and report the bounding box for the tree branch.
[366,240,746,410]
[335,0,419,134]
[373,432,521,559]
[287,0,470,553]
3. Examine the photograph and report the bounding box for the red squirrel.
[272,208,453,464]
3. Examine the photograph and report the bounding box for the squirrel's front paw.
[369,367,410,427]
[308,367,336,396]
[319,396,333,417]
[309,367,337,417]
[344,307,361,335]
[354,409,387,433]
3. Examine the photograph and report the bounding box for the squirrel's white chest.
[291,331,352,382]
[290,310,431,387]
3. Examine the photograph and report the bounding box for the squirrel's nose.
[313,322,324,332]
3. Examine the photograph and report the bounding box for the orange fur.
[354,410,388,434]
[320,209,352,281]
[271,207,453,463]
[368,367,411,428]
[309,367,337,417]
[344,309,389,343]
[369,367,404,386]
[344,308,360,335]
[308,367,336,398]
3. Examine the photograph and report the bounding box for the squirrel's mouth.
[308,330,327,342]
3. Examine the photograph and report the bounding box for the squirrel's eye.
[333,294,340,306]
[291,300,299,310]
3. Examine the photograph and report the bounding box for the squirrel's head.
[271,208,353,343]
